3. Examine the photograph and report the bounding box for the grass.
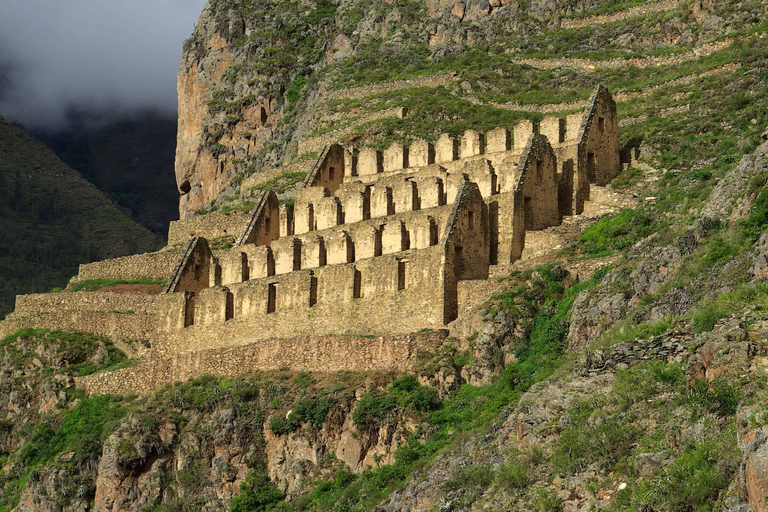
[591,316,680,350]
[577,208,662,256]
[69,278,165,292]
[250,171,307,194]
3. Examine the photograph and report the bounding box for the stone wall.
[517,38,734,71]
[154,244,450,356]
[578,331,693,376]
[0,292,162,341]
[559,0,683,29]
[322,73,457,102]
[168,211,251,245]
[76,330,449,396]
[73,250,180,282]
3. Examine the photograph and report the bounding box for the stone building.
[0,86,622,393]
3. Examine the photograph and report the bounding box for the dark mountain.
[36,110,179,237]
[0,115,162,317]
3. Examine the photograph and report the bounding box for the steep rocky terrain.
[0,116,162,319]
[172,0,767,218]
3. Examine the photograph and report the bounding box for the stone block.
[540,116,565,144]
[514,120,537,150]
[301,234,326,268]
[486,128,510,153]
[371,185,394,218]
[460,129,483,158]
[273,237,302,274]
[382,221,407,254]
[383,141,408,172]
[326,231,354,265]
[393,180,418,213]
[409,139,434,167]
[316,196,342,230]
[436,133,458,163]
[358,148,383,176]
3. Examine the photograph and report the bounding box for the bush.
[703,237,739,267]
[742,188,768,242]
[443,463,494,493]
[693,305,726,333]
[352,392,398,428]
[495,459,529,491]
[685,379,739,417]
[391,375,441,412]
[229,466,283,512]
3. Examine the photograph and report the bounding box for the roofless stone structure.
[0,86,622,394]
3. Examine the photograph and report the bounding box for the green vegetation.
[0,329,131,377]
[251,171,308,194]
[230,466,284,512]
[0,117,160,319]
[577,208,661,256]
[288,265,609,510]
[69,278,166,292]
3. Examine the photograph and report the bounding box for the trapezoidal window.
[328,166,335,181]
[598,116,605,133]
[397,260,409,290]
[267,283,277,313]
[468,210,475,231]
[184,293,196,327]
[309,276,318,307]
[354,269,363,298]
[225,291,234,321]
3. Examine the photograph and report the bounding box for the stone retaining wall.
[297,108,407,155]
[518,38,733,71]
[560,0,684,30]
[484,63,739,114]
[76,330,449,395]
[322,73,457,102]
[579,331,693,375]
[73,250,180,282]
[168,211,251,246]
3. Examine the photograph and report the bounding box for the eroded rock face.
[176,10,280,219]
[744,431,768,512]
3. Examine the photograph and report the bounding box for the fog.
[0,0,208,129]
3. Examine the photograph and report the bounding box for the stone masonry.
[0,86,622,395]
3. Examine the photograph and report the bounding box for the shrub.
[693,305,726,333]
[229,466,283,512]
[533,488,563,512]
[495,459,529,491]
[352,392,398,428]
[443,463,494,493]
[685,379,739,417]
[742,187,768,242]
[703,236,739,266]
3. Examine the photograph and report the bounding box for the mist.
[0,0,208,130]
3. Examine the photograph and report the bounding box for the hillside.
[0,116,162,318]
[174,0,767,218]
[36,111,179,237]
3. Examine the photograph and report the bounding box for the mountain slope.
[35,110,179,237]
[0,115,162,318]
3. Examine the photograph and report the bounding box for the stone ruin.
[0,86,623,394]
